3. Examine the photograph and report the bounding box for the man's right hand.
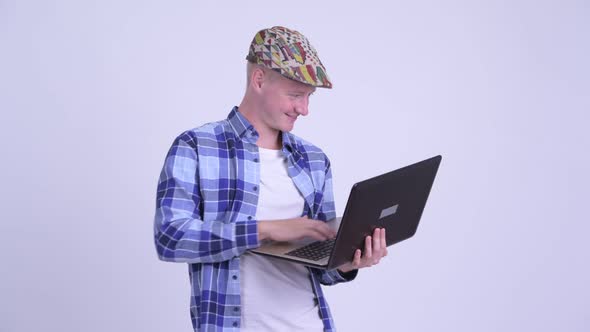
[258,216,336,242]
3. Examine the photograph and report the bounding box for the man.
[154,26,387,331]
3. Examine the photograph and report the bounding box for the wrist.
[338,266,352,273]
[257,220,271,241]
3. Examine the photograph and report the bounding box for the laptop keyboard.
[285,238,336,261]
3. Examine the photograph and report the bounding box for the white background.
[1,0,588,331]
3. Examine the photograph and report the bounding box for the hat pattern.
[247,26,332,88]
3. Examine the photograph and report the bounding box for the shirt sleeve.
[316,154,358,284]
[153,134,259,264]
[313,267,358,286]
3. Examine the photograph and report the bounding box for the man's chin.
[276,121,295,133]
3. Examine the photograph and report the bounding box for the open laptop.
[251,155,442,270]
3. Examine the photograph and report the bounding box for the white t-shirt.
[240,147,323,331]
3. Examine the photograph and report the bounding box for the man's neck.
[256,134,282,150]
[237,103,282,150]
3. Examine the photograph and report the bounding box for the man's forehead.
[281,74,316,93]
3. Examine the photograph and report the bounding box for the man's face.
[258,71,316,133]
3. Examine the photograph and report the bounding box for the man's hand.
[258,216,337,242]
[337,227,388,273]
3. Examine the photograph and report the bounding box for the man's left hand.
[337,227,388,273]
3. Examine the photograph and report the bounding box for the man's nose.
[296,98,309,116]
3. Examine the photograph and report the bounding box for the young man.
[154,26,387,331]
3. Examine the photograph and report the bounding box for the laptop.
[251,155,442,270]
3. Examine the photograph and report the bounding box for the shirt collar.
[280,131,301,158]
[227,106,257,140]
[227,106,301,157]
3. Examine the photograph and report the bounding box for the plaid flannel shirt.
[154,107,356,331]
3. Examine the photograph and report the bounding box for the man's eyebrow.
[290,89,316,95]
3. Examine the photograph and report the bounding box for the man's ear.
[251,67,265,91]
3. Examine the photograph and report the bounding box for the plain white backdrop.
[1,0,588,331]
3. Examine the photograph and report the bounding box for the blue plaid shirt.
[154,107,356,331]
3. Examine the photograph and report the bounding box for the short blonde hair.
[246,61,280,86]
